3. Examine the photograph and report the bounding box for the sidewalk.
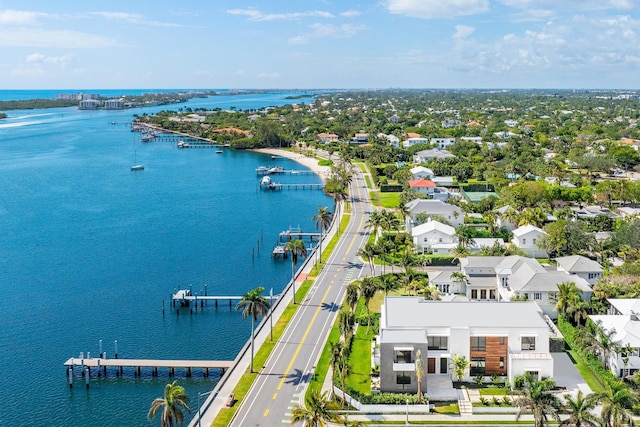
[190,202,342,427]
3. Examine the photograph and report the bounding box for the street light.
[197,390,214,427]
[406,398,409,425]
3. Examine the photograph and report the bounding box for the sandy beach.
[252,148,331,181]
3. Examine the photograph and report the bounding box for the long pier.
[266,183,325,191]
[256,168,318,176]
[63,357,233,386]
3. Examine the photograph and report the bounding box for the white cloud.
[0,28,117,48]
[383,0,489,19]
[288,23,366,44]
[90,11,184,27]
[453,25,475,39]
[340,10,362,17]
[257,72,280,79]
[227,8,334,21]
[0,9,45,25]
[12,52,76,77]
[498,0,635,11]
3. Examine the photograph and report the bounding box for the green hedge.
[380,184,403,192]
[343,387,425,404]
[424,255,458,266]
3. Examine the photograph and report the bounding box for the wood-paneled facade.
[469,336,508,376]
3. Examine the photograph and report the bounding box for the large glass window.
[395,350,413,363]
[470,357,486,375]
[396,372,411,389]
[471,289,478,299]
[471,336,486,351]
[521,336,536,351]
[428,336,448,350]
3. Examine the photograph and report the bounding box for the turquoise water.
[0,93,330,426]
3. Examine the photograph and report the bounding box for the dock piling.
[85,368,89,389]
[68,367,73,388]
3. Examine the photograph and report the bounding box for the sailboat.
[131,149,144,171]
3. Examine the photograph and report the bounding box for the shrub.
[502,396,512,406]
[492,396,501,406]
[479,397,489,406]
[474,375,484,386]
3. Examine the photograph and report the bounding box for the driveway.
[552,352,591,393]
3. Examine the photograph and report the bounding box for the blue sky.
[1,0,639,89]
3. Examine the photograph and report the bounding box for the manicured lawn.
[307,325,341,396]
[345,324,373,395]
[433,402,460,414]
[378,192,401,208]
[479,388,508,396]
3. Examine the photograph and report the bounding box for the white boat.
[268,166,284,174]
[216,149,223,154]
[131,164,144,171]
[256,165,269,174]
[177,140,189,148]
[260,176,272,187]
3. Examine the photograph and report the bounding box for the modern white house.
[403,137,430,148]
[430,137,456,150]
[555,255,604,285]
[511,224,548,258]
[413,148,456,163]
[405,199,464,230]
[589,299,640,378]
[378,298,555,393]
[496,206,517,231]
[412,220,456,253]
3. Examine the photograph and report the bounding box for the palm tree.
[560,390,600,427]
[415,349,425,402]
[312,206,333,265]
[455,225,476,248]
[514,375,561,427]
[344,282,360,314]
[337,309,355,341]
[451,354,469,382]
[593,380,638,427]
[451,243,472,259]
[555,282,581,319]
[365,210,385,239]
[377,274,398,296]
[329,340,345,386]
[285,239,308,304]
[236,287,270,373]
[359,277,378,332]
[290,389,343,426]
[587,321,622,370]
[357,242,377,275]
[335,349,351,408]
[148,381,190,427]
[450,272,467,293]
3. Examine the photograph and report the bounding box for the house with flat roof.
[403,137,429,148]
[430,137,456,150]
[378,298,555,393]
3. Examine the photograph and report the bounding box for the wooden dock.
[266,183,325,191]
[63,357,233,383]
[279,229,321,241]
[256,168,317,176]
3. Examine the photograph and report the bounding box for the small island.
[0,112,6,119]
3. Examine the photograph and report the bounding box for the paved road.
[230,167,372,426]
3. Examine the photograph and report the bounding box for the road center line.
[277,285,332,390]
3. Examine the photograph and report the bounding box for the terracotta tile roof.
[408,179,436,188]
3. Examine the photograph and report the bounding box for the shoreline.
[251,148,331,182]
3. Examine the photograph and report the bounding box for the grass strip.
[212,213,352,427]
[345,324,373,395]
